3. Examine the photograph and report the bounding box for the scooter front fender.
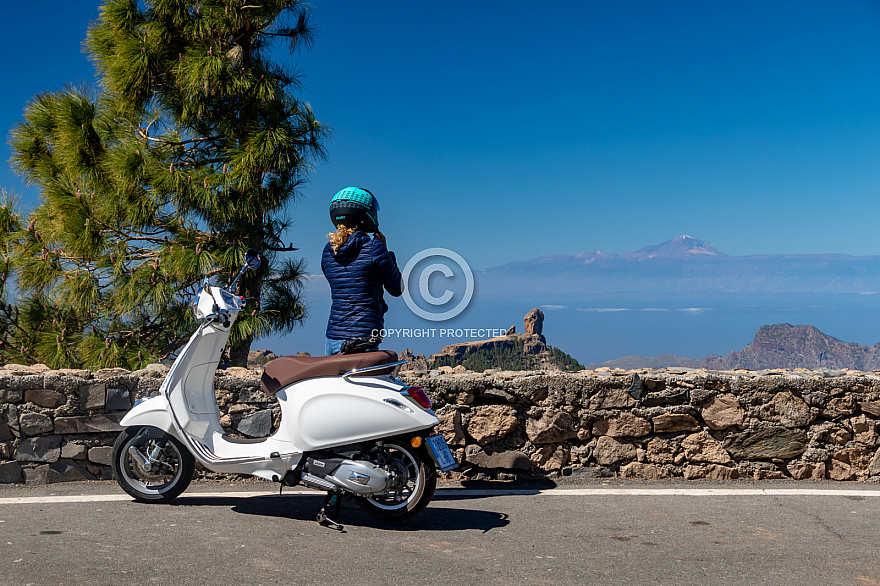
[119,395,177,436]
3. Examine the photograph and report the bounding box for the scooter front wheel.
[356,439,437,521]
[111,426,195,503]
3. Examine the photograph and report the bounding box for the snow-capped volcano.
[630,235,726,259]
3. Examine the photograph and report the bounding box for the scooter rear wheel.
[112,426,195,503]
[356,439,437,521]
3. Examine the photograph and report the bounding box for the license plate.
[425,434,457,472]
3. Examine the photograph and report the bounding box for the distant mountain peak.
[703,323,880,370]
[632,235,726,259]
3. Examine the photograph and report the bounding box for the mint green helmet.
[329,187,380,232]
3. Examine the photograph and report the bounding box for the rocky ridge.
[590,323,880,372]
[403,309,583,373]
[702,324,880,371]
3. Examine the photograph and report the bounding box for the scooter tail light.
[406,386,432,409]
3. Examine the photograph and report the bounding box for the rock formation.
[420,309,563,371]
[703,324,880,371]
[524,308,544,337]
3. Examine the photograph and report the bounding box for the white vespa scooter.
[111,250,456,528]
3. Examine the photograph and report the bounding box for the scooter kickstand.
[316,492,344,532]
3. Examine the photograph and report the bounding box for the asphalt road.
[1,479,879,585]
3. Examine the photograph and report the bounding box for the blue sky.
[3,1,880,358]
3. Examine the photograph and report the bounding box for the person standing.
[321,187,403,355]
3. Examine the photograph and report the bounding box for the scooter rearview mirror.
[244,248,261,270]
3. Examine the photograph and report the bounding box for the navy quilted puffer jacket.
[321,231,403,340]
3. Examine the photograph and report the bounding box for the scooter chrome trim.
[342,359,408,378]
[186,435,269,466]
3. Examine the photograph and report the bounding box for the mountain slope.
[590,324,880,371]
[479,235,880,298]
[702,324,880,371]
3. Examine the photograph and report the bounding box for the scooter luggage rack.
[341,359,408,379]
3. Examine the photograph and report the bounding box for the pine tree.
[6,0,325,369]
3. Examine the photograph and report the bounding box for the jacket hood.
[334,230,370,259]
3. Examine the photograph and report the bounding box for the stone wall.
[408,367,880,482]
[2,362,880,485]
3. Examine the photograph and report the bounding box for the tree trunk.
[229,333,253,368]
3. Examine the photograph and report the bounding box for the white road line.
[443,488,880,497]
[1,487,880,504]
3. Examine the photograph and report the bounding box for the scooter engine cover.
[306,456,343,478]
[326,460,390,495]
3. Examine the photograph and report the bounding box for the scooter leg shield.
[119,396,176,435]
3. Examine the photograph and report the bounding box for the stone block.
[0,460,24,483]
[701,394,744,430]
[827,447,872,480]
[466,448,532,471]
[236,409,272,437]
[723,425,807,460]
[705,464,740,480]
[620,462,670,480]
[646,438,677,464]
[20,412,54,436]
[530,444,568,472]
[55,369,92,379]
[682,431,732,464]
[238,387,272,404]
[94,368,131,379]
[1,404,19,431]
[88,446,113,466]
[0,442,11,458]
[760,391,815,427]
[0,422,11,442]
[78,382,106,410]
[561,466,614,479]
[846,415,879,447]
[437,410,465,447]
[593,413,651,437]
[4,375,45,391]
[0,388,23,404]
[589,387,636,410]
[25,464,48,485]
[593,436,637,466]
[53,413,124,434]
[684,464,739,480]
[61,442,87,460]
[468,406,519,445]
[870,447,880,476]
[46,461,92,483]
[23,389,66,408]
[525,409,576,444]
[106,387,131,411]
[652,413,701,433]
[822,396,858,419]
[861,401,880,418]
[787,461,826,480]
[14,435,61,462]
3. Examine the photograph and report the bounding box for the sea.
[261,278,880,365]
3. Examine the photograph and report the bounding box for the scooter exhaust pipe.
[301,472,339,492]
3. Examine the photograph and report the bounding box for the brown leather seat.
[260,350,400,396]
